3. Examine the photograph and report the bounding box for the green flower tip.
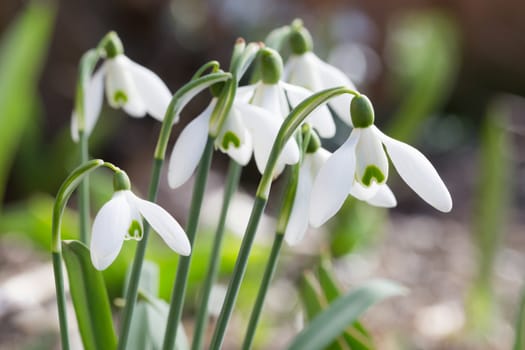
[301,124,321,154]
[102,31,124,58]
[258,47,283,84]
[221,131,241,149]
[113,170,131,191]
[289,19,313,55]
[350,94,375,128]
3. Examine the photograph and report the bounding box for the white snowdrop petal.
[129,193,191,255]
[281,82,335,138]
[350,181,380,201]
[375,126,452,212]
[105,56,146,117]
[355,127,389,186]
[216,108,253,165]
[284,53,323,91]
[366,184,397,208]
[84,64,106,137]
[71,112,79,142]
[126,57,172,122]
[236,84,257,103]
[90,192,131,270]
[309,130,360,227]
[251,83,287,118]
[285,159,314,245]
[167,102,213,188]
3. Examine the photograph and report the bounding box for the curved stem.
[162,137,215,350]
[117,157,163,350]
[192,160,242,350]
[78,131,90,244]
[51,159,105,350]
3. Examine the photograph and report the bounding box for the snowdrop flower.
[283,22,357,125]
[285,129,396,245]
[309,95,452,228]
[71,33,172,141]
[90,170,190,270]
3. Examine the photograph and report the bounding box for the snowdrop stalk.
[209,86,358,350]
[162,39,258,350]
[51,159,110,350]
[117,69,231,350]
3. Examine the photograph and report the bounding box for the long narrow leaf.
[514,285,525,350]
[289,279,406,350]
[62,240,117,350]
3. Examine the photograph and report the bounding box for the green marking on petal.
[126,220,142,240]
[113,90,128,105]
[361,165,385,186]
[221,131,241,150]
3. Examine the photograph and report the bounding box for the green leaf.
[0,1,55,204]
[61,240,117,350]
[289,279,406,350]
[317,261,375,350]
[514,285,525,350]
[128,296,190,350]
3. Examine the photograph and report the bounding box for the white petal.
[236,84,257,103]
[250,83,289,118]
[285,158,314,245]
[128,192,191,255]
[126,57,172,122]
[375,126,452,212]
[105,56,146,117]
[366,184,397,208]
[284,53,323,91]
[349,181,380,201]
[167,101,213,188]
[237,102,299,176]
[71,112,79,142]
[84,64,106,136]
[216,107,253,165]
[355,127,389,186]
[314,54,356,126]
[309,130,361,227]
[90,192,130,270]
[281,82,336,138]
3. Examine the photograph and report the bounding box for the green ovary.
[221,131,241,149]
[361,165,385,186]
[113,90,128,105]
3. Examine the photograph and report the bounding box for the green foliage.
[514,285,525,350]
[292,279,406,350]
[386,10,459,143]
[0,1,55,205]
[61,240,117,350]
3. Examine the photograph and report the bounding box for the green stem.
[242,233,284,349]
[192,160,242,350]
[208,196,267,350]
[242,162,299,350]
[162,137,215,350]
[51,159,105,350]
[52,252,70,350]
[78,131,90,244]
[117,157,163,350]
[209,87,357,349]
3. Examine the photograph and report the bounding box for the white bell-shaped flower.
[309,95,452,228]
[90,190,190,270]
[285,135,396,245]
[283,24,357,126]
[71,54,171,142]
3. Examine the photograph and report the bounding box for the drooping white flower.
[309,95,452,228]
[283,23,357,126]
[71,54,171,142]
[167,96,299,188]
[285,140,396,245]
[90,189,190,270]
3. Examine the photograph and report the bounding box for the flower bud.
[350,95,375,128]
[113,170,131,191]
[289,20,313,55]
[258,48,283,84]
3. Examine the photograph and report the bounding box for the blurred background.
[0,0,524,349]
